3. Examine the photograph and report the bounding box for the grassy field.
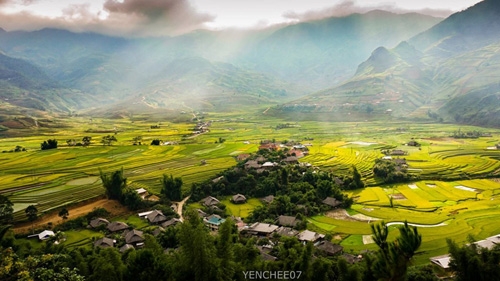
[221,198,263,218]
[2,111,500,265]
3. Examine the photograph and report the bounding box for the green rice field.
[2,112,500,265]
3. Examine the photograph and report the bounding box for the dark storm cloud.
[283,0,452,21]
[103,0,215,29]
[0,0,215,37]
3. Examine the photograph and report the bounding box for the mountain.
[0,10,441,116]
[239,11,442,90]
[281,0,500,127]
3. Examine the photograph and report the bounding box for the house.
[89,218,110,228]
[486,234,500,244]
[243,222,279,236]
[343,253,363,264]
[146,210,167,224]
[146,195,160,202]
[124,229,144,245]
[407,140,420,147]
[261,195,274,204]
[322,197,342,208]
[138,210,154,218]
[119,244,135,253]
[277,215,300,227]
[197,209,208,218]
[262,162,278,169]
[202,196,220,207]
[162,218,182,228]
[212,176,224,183]
[258,143,278,151]
[333,177,344,186]
[245,160,261,170]
[135,188,149,199]
[283,156,299,164]
[275,226,299,237]
[288,149,304,158]
[382,156,392,160]
[232,194,247,204]
[28,230,55,241]
[297,230,325,243]
[236,154,250,161]
[255,156,267,163]
[430,254,451,269]
[315,241,343,256]
[107,221,129,232]
[474,239,496,250]
[204,214,226,231]
[152,227,165,237]
[390,150,407,156]
[94,237,114,248]
[257,246,277,261]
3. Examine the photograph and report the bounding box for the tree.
[371,221,422,281]
[82,136,92,146]
[101,135,117,146]
[25,204,38,234]
[41,139,58,150]
[0,194,14,224]
[447,238,500,281]
[216,219,236,281]
[351,165,365,189]
[58,208,69,220]
[132,136,142,145]
[161,174,183,201]
[150,139,161,145]
[177,209,217,281]
[100,168,127,200]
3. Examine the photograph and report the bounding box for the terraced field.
[2,113,500,266]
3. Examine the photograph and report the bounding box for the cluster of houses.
[193,121,211,135]
[135,188,159,202]
[430,234,500,269]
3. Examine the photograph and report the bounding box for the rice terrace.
[2,111,500,264]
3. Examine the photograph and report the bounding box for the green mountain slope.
[280,0,500,127]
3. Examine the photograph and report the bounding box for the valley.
[1,111,499,265]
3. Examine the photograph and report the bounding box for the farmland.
[1,111,500,264]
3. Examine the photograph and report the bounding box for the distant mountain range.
[1,2,500,128]
[283,0,500,127]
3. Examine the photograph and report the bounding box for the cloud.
[0,0,215,37]
[283,0,452,22]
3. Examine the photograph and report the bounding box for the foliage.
[58,208,69,220]
[447,239,500,281]
[82,136,92,146]
[101,135,117,146]
[161,174,183,201]
[100,168,127,200]
[41,139,58,150]
[150,139,161,145]
[0,195,14,224]
[371,221,422,281]
[25,205,38,222]
[373,159,415,184]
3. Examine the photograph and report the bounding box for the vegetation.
[447,238,500,281]
[161,174,183,201]
[0,195,13,224]
[41,139,58,150]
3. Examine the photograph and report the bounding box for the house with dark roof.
[94,237,115,248]
[245,160,261,170]
[107,221,129,232]
[89,218,110,229]
[261,195,274,204]
[204,214,226,231]
[161,218,182,228]
[152,227,165,237]
[232,194,247,204]
[243,222,279,236]
[275,226,299,237]
[315,241,343,256]
[124,229,144,245]
[119,244,135,253]
[236,154,250,161]
[197,209,208,218]
[257,246,277,261]
[390,150,407,156]
[146,210,167,224]
[322,197,342,208]
[202,196,220,207]
[277,215,300,227]
[283,156,298,164]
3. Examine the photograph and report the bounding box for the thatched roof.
[89,218,110,228]
[94,237,114,248]
[124,229,144,244]
[107,221,129,232]
[322,197,342,208]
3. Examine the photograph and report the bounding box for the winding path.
[175,195,190,222]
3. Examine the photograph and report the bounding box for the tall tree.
[447,239,500,281]
[25,205,38,234]
[216,219,236,281]
[0,195,14,224]
[100,168,127,200]
[101,135,117,146]
[371,221,422,281]
[161,174,183,201]
[177,209,216,281]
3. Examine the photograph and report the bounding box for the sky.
[0,0,483,37]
